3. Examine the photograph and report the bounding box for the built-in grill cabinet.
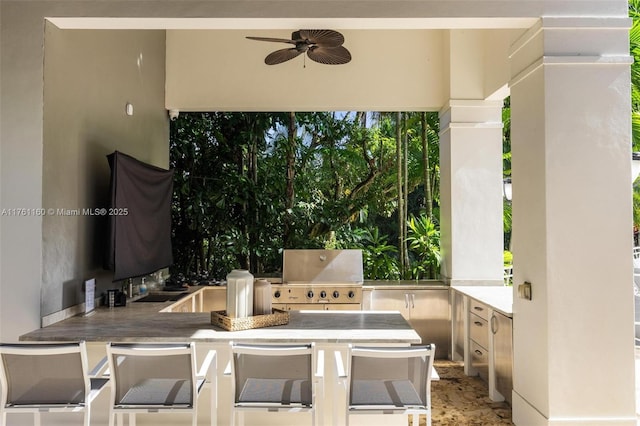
[272,249,363,311]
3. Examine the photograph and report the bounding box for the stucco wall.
[166,29,446,111]
[1,3,49,342]
[41,24,168,317]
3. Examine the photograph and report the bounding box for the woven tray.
[211,309,289,331]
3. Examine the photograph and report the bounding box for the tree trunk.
[403,113,410,276]
[284,112,296,248]
[249,124,259,273]
[421,112,433,219]
[396,112,405,276]
[237,129,250,270]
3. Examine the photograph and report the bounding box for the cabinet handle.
[490,314,498,334]
[404,293,409,309]
[473,306,484,312]
[410,293,415,309]
[474,349,483,356]
[474,321,483,327]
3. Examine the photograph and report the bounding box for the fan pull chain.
[303,54,306,68]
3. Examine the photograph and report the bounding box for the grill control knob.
[348,290,355,299]
[307,290,314,299]
[320,290,327,299]
[274,290,281,299]
[333,290,340,299]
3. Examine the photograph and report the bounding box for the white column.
[439,100,504,284]
[509,17,636,425]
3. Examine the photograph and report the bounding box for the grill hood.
[282,249,363,284]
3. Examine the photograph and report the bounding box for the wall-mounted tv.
[105,151,173,281]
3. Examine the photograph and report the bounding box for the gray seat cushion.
[350,379,424,408]
[237,378,312,406]
[8,378,85,405]
[118,378,197,407]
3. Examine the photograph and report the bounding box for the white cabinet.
[468,299,489,381]
[166,295,195,312]
[201,287,226,312]
[370,288,450,359]
[163,287,227,313]
[450,287,513,403]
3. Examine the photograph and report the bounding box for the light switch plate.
[518,281,532,300]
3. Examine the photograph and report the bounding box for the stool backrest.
[348,345,435,409]
[0,342,89,406]
[107,343,195,407]
[230,343,314,406]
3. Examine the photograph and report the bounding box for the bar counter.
[20,308,421,344]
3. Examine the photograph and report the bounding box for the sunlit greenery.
[170,112,441,280]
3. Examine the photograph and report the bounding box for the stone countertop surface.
[363,280,448,290]
[20,287,421,344]
[451,285,513,316]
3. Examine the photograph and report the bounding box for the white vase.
[226,269,254,318]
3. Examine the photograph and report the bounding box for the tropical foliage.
[502,97,513,250]
[406,214,441,279]
[170,111,442,280]
[357,227,401,280]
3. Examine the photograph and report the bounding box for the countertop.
[363,280,448,290]
[452,285,513,316]
[20,286,421,344]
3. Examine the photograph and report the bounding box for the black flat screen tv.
[105,151,174,282]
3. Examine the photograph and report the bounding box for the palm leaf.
[632,112,640,151]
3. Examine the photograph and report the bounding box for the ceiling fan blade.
[297,29,345,48]
[264,48,304,65]
[246,36,296,45]
[307,46,352,65]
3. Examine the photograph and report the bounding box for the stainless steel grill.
[272,249,364,311]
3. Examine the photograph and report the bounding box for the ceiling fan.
[246,29,351,65]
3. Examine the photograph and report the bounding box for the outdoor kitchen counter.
[363,279,448,290]
[19,295,421,344]
[452,285,513,316]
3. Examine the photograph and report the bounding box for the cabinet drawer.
[470,341,489,382]
[469,299,489,320]
[470,313,489,349]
